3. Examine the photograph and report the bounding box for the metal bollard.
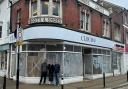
[103,72,106,88]
[3,75,6,89]
[127,71,128,82]
[61,74,64,89]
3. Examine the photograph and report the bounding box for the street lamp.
[14,26,23,89]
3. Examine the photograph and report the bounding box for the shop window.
[27,52,62,77]
[74,46,81,52]
[46,44,63,51]
[31,0,37,16]
[28,44,45,51]
[0,52,7,70]
[92,48,97,54]
[64,45,73,51]
[12,44,16,51]
[22,44,27,51]
[112,52,122,72]
[64,52,82,77]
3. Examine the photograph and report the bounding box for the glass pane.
[52,0,60,16]
[92,48,97,54]
[22,44,26,51]
[19,53,27,76]
[28,44,45,51]
[74,46,81,52]
[84,54,92,74]
[112,52,118,69]
[102,55,111,73]
[41,0,49,15]
[93,55,103,74]
[63,52,82,77]
[11,54,16,76]
[64,45,73,51]
[80,12,85,29]
[31,0,37,16]
[46,44,63,51]
[27,52,62,77]
[27,52,45,77]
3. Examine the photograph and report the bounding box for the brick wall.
[11,0,29,32]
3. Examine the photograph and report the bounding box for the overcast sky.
[104,0,128,9]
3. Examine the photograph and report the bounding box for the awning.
[0,44,9,51]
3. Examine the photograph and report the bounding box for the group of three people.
[39,61,60,86]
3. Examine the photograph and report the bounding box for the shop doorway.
[82,47,92,79]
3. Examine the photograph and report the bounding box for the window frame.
[102,19,110,38]
[29,0,62,18]
[114,23,121,41]
[31,0,38,17]
[80,9,91,32]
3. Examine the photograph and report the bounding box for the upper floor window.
[80,9,91,32]
[126,32,128,44]
[114,23,121,41]
[41,0,49,15]
[16,9,21,28]
[52,0,60,16]
[30,0,61,17]
[31,0,37,16]
[103,19,110,38]
[124,14,128,25]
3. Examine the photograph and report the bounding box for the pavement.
[0,74,128,89]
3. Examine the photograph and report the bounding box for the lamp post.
[14,27,23,89]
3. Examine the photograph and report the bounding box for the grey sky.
[104,0,128,9]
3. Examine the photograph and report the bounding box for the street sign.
[16,27,23,45]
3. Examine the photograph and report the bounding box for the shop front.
[83,47,111,79]
[9,26,118,84]
[0,44,9,77]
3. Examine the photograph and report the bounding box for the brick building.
[97,0,128,76]
[7,0,125,84]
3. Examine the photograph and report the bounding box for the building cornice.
[77,0,110,16]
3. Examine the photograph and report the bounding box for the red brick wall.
[62,0,80,30]
[91,11,102,36]
[111,12,124,43]
[11,0,106,38]
[11,0,29,32]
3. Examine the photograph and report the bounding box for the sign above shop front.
[77,0,109,16]
[29,16,62,24]
[113,44,124,52]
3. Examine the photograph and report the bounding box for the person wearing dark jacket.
[54,63,60,86]
[47,64,55,84]
[39,61,47,85]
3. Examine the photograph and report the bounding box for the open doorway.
[82,47,92,79]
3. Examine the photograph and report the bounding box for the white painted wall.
[0,0,10,45]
